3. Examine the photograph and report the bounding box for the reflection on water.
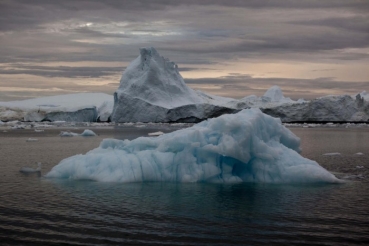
[1,178,368,245]
[1,127,369,245]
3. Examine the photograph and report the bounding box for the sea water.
[0,126,368,245]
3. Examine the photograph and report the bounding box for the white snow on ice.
[46,109,339,183]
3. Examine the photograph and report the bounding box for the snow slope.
[0,93,113,122]
[46,108,339,183]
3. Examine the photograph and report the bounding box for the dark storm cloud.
[290,16,369,33]
[70,27,130,38]
[1,0,368,31]
[0,0,368,101]
[0,64,205,77]
[0,65,124,78]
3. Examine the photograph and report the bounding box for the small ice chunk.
[34,129,44,132]
[148,131,164,136]
[323,152,341,156]
[26,138,38,142]
[356,166,364,169]
[20,162,42,173]
[59,131,79,137]
[354,152,364,155]
[343,174,364,179]
[60,129,96,137]
[80,129,97,136]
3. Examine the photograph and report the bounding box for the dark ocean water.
[0,126,369,245]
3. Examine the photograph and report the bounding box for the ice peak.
[263,85,283,102]
[115,47,202,109]
[139,47,178,72]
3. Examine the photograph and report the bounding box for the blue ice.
[46,109,339,183]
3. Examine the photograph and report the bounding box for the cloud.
[185,75,369,100]
[0,0,368,101]
[0,65,124,78]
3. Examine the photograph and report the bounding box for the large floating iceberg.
[46,109,339,183]
[0,93,113,122]
[262,94,369,122]
[111,47,237,123]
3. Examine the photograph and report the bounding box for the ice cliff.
[111,47,236,123]
[262,94,369,122]
[46,109,339,183]
[0,93,113,122]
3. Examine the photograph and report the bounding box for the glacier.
[45,109,339,183]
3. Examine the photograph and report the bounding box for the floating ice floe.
[34,129,44,132]
[20,162,42,174]
[148,131,164,136]
[354,152,364,155]
[26,138,38,142]
[356,166,364,169]
[323,152,341,156]
[60,129,97,137]
[60,131,80,137]
[343,174,364,180]
[46,109,339,183]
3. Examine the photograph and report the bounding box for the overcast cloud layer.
[0,0,368,101]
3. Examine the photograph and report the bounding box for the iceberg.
[111,47,237,123]
[262,85,293,103]
[0,93,113,122]
[262,94,369,122]
[224,86,304,110]
[46,109,339,183]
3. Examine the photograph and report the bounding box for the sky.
[0,0,368,101]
